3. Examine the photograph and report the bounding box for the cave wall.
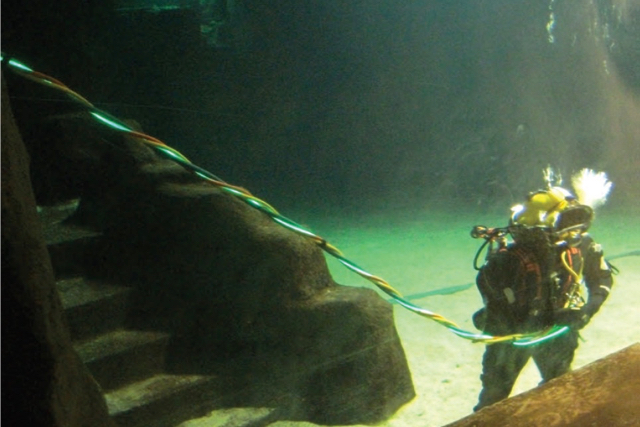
[1,75,115,426]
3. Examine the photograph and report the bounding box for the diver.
[471,167,614,411]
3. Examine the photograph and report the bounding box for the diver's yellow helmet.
[508,167,609,244]
[510,186,575,229]
[510,186,594,247]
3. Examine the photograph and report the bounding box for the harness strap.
[511,248,542,304]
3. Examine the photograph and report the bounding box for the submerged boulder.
[88,173,415,424]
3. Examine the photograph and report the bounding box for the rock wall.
[1,75,115,426]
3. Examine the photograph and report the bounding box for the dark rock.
[82,158,416,424]
[1,74,115,426]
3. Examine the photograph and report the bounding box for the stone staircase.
[39,202,221,427]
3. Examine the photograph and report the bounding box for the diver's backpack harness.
[0,53,572,346]
[470,218,619,340]
[474,233,546,330]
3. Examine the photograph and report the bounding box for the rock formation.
[2,64,415,425]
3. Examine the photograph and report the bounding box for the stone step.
[177,407,279,427]
[37,200,80,228]
[39,200,103,278]
[40,202,225,426]
[48,235,102,279]
[38,200,101,245]
[58,277,132,341]
[105,373,220,427]
[74,329,171,392]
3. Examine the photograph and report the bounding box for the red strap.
[512,248,542,303]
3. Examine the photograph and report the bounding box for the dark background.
[3,0,639,214]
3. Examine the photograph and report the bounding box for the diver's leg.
[474,343,530,411]
[533,329,580,383]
